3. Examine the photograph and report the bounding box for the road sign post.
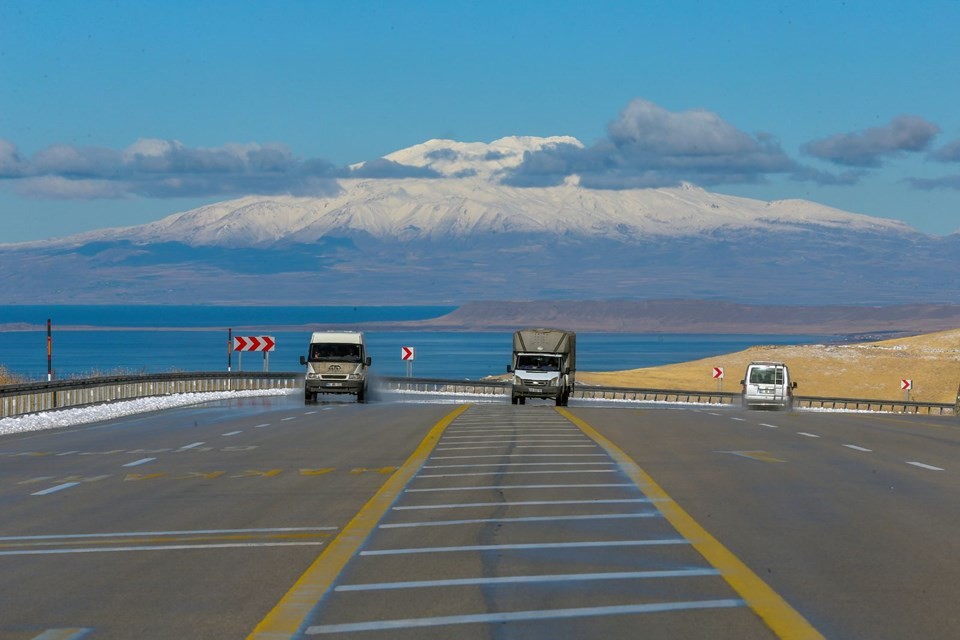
[401,346,415,378]
[233,336,277,372]
[901,378,912,401]
[713,366,724,392]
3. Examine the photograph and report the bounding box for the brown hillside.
[578,328,960,404]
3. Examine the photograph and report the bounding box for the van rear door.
[747,364,787,404]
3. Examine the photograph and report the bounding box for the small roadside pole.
[402,346,415,378]
[901,378,912,402]
[227,328,232,372]
[713,366,724,392]
[46,318,53,381]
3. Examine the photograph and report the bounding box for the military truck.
[299,331,371,403]
[507,328,576,406]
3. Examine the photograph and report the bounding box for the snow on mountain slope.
[14,137,916,249]
[379,135,584,179]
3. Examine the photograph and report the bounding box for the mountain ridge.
[0,136,956,306]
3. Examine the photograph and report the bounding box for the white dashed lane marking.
[31,482,81,496]
[122,457,156,468]
[906,461,945,471]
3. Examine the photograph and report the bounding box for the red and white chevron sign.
[233,336,276,352]
[401,346,415,361]
[900,378,912,391]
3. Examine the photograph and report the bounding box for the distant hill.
[366,300,960,337]
[1,136,957,305]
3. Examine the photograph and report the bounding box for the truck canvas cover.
[514,328,575,360]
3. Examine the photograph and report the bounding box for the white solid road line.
[0,542,328,557]
[417,469,619,479]
[430,453,607,460]
[305,600,744,635]
[405,483,634,493]
[435,445,598,451]
[423,462,616,469]
[379,512,658,529]
[393,498,655,510]
[335,568,719,591]
[360,538,688,556]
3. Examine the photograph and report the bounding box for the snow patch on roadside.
[0,389,296,435]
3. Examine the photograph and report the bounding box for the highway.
[0,395,958,639]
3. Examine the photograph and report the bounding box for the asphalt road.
[1,396,958,639]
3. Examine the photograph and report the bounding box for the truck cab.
[300,331,371,403]
[508,328,576,406]
[740,361,796,410]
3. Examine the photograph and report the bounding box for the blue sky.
[1,0,959,242]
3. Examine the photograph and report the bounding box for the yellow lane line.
[556,407,825,640]
[247,404,471,640]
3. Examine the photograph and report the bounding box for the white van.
[740,361,796,410]
[299,331,371,403]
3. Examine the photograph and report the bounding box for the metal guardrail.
[2,373,955,419]
[1,372,300,419]
[794,395,956,416]
[575,385,740,405]
[576,385,956,415]
[380,377,957,415]
[377,375,509,396]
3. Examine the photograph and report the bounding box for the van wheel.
[357,386,366,403]
[304,390,314,404]
[511,395,518,405]
[518,397,526,405]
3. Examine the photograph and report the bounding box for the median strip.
[247,403,471,640]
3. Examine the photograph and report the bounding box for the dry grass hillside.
[579,328,960,404]
[0,366,22,385]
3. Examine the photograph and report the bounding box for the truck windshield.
[749,366,784,385]
[309,343,362,362]
[516,354,561,371]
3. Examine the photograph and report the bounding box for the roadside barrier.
[0,372,300,419]
[2,373,955,418]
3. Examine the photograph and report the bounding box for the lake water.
[0,305,831,381]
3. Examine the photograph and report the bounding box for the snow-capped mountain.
[0,136,955,306]
[25,136,912,249]
[379,135,584,179]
